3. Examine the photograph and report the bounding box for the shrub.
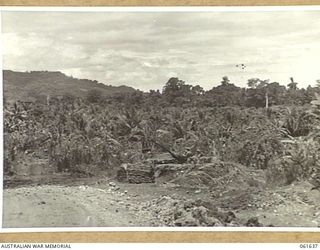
[266,136,320,186]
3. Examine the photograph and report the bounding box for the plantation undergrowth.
[3,94,320,227]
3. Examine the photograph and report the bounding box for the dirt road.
[3,184,151,227]
[4,187,95,227]
[3,178,320,228]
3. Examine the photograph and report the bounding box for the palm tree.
[287,77,298,91]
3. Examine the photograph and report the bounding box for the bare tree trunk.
[47,95,50,106]
[150,139,189,164]
[265,92,269,109]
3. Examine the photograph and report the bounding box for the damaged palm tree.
[150,139,193,164]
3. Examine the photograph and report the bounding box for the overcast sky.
[2,9,320,91]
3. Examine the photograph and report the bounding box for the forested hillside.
[3,70,135,103]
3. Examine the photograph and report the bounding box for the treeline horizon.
[4,69,320,109]
[88,75,320,109]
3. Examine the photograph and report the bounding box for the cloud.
[2,10,320,90]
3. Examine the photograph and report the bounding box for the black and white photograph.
[1,7,320,229]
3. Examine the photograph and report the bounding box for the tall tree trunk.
[47,95,50,106]
[265,92,269,109]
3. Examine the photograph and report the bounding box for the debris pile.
[171,160,249,191]
[154,163,192,179]
[139,195,239,227]
[147,153,176,165]
[116,163,155,184]
[245,216,264,227]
